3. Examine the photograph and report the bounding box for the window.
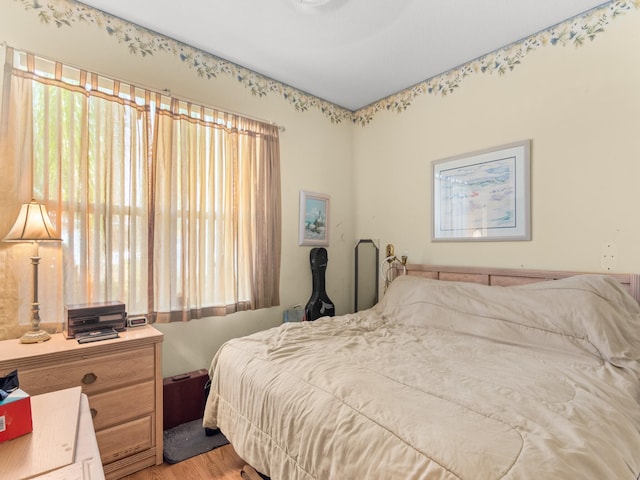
[1,47,281,322]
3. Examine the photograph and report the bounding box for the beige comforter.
[204,274,640,479]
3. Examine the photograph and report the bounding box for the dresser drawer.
[96,415,153,464]
[17,347,155,396]
[90,380,155,431]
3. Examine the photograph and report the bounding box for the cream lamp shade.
[3,200,61,242]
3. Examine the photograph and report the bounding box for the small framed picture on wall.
[299,190,330,246]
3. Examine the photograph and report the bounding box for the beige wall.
[353,9,640,275]
[0,0,354,375]
[1,1,639,376]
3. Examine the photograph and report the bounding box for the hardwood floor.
[121,444,247,480]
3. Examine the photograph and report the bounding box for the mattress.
[204,274,640,479]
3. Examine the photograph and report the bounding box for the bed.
[203,265,640,479]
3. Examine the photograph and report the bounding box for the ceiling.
[77,0,609,111]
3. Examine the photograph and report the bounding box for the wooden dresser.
[0,325,163,479]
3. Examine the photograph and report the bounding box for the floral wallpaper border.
[14,0,640,126]
[355,0,640,126]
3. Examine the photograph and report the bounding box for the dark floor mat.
[163,418,229,464]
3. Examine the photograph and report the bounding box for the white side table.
[0,387,105,479]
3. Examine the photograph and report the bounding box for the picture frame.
[432,140,531,242]
[299,190,330,246]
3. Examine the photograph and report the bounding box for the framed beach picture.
[432,140,531,242]
[299,190,330,246]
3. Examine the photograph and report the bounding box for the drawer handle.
[90,408,97,419]
[82,372,97,385]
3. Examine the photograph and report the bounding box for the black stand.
[304,247,335,321]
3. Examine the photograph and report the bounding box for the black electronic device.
[304,247,335,321]
[65,301,127,339]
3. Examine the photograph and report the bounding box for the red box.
[0,389,33,443]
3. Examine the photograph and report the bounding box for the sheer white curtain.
[1,49,150,315]
[0,47,281,332]
[152,102,281,321]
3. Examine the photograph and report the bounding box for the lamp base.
[20,329,51,344]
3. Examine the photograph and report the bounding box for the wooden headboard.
[393,264,640,305]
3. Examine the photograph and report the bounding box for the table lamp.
[3,199,62,343]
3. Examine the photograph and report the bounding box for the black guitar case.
[304,247,336,321]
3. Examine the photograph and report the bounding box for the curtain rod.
[157,87,286,133]
[4,43,286,132]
